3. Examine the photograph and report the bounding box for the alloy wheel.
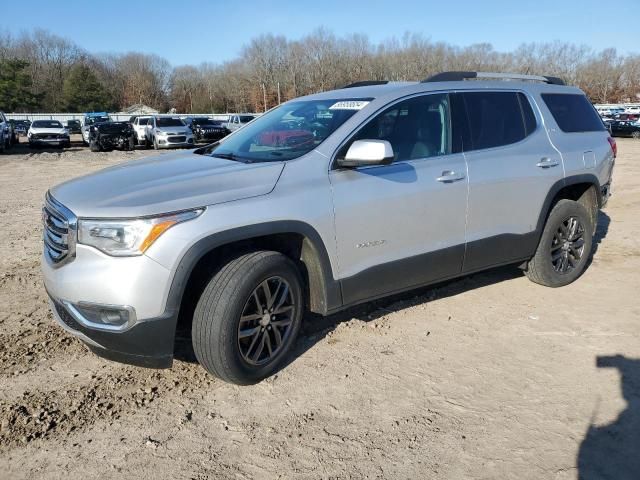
[550,216,586,274]
[237,276,295,366]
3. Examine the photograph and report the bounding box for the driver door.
[329,93,469,305]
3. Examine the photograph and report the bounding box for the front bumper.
[156,135,194,148]
[49,294,175,368]
[29,137,70,146]
[195,131,227,142]
[42,245,178,368]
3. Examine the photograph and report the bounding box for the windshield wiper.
[210,152,252,163]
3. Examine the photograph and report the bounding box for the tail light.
[607,136,617,158]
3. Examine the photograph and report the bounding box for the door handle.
[436,170,465,183]
[536,157,559,168]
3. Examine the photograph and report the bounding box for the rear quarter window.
[541,93,605,133]
[461,91,536,150]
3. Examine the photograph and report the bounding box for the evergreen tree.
[62,63,115,112]
[0,59,41,112]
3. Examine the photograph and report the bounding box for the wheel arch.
[166,221,341,333]
[535,174,602,240]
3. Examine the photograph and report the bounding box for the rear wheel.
[525,199,593,287]
[192,251,304,385]
[632,131,640,139]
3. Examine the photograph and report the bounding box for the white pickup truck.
[213,114,257,132]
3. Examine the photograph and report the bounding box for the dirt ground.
[0,135,638,480]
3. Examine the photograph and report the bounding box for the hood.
[30,127,67,135]
[50,151,285,218]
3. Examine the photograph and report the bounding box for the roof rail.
[342,80,389,88]
[423,71,565,86]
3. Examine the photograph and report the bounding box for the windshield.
[32,120,63,128]
[208,99,369,162]
[86,116,110,125]
[193,118,220,126]
[157,117,184,127]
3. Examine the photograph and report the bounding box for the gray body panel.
[50,152,285,218]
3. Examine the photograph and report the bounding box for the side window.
[541,93,606,133]
[462,91,532,150]
[345,93,452,162]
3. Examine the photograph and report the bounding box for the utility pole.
[262,83,267,112]
[277,82,281,105]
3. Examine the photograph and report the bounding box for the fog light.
[68,302,135,329]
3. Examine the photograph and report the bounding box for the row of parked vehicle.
[0,111,257,153]
[85,113,257,152]
[599,112,640,139]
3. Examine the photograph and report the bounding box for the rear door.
[457,90,563,272]
[330,92,468,305]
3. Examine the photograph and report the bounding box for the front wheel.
[525,199,594,287]
[632,131,640,139]
[89,138,102,152]
[192,251,304,385]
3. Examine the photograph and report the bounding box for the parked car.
[224,114,256,132]
[144,116,194,149]
[89,121,136,152]
[610,119,640,138]
[187,117,230,143]
[81,112,111,145]
[27,120,71,148]
[0,111,15,150]
[11,119,31,137]
[66,119,82,134]
[130,116,151,145]
[624,106,640,114]
[42,71,615,385]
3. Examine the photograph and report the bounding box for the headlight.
[78,209,203,256]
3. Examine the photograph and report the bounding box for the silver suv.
[42,72,616,385]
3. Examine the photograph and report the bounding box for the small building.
[120,104,159,116]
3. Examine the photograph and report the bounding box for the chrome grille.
[43,193,77,267]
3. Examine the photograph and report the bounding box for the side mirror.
[338,140,394,168]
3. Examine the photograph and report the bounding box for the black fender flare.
[534,173,602,243]
[163,220,341,320]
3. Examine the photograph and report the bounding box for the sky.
[1,0,634,66]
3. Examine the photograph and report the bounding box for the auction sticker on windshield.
[329,100,370,110]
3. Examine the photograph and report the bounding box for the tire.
[89,139,101,152]
[193,251,304,385]
[153,136,158,150]
[128,137,135,150]
[525,199,594,287]
[632,131,640,139]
